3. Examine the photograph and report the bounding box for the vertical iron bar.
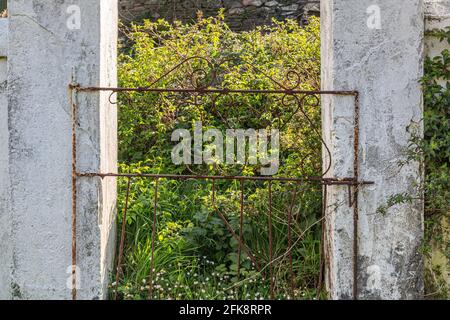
[70,85,77,301]
[114,177,132,300]
[268,181,274,300]
[211,178,215,205]
[148,178,159,300]
[237,180,244,298]
[205,178,216,221]
[347,185,352,207]
[213,198,261,272]
[317,184,327,299]
[353,93,360,300]
[287,182,299,295]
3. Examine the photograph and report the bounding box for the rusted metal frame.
[70,83,367,300]
[69,84,78,301]
[313,91,360,300]
[352,93,360,300]
[76,172,373,186]
[74,86,358,97]
[114,177,132,300]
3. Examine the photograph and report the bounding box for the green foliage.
[420,38,449,220]
[426,28,450,45]
[118,13,320,165]
[114,15,325,300]
[421,28,450,299]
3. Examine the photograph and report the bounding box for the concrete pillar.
[0,17,10,300]
[3,0,117,299]
[321,0,424,299]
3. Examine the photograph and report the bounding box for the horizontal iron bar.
[70,85,358,96]
[76,172,374,185]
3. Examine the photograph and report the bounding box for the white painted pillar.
[0,17,10,300]
[321,0,424,299]
[4,0,117,299]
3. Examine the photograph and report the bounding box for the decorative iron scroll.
[86,56,358,178]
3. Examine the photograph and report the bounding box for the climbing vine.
[420,27,449,299]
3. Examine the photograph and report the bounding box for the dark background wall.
[119,0,320,30]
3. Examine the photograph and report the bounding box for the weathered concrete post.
[2,0,117,299]
[0,16,10,301]
[321,0,424,299]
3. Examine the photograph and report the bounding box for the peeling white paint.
[322,0,425,299]
[1,0,117,300]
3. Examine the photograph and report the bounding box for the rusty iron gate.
[69,58,373,300]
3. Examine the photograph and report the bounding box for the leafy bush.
[420,28,449,299]
[113,14,325,300]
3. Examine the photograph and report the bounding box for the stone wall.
[119,0,320,29]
